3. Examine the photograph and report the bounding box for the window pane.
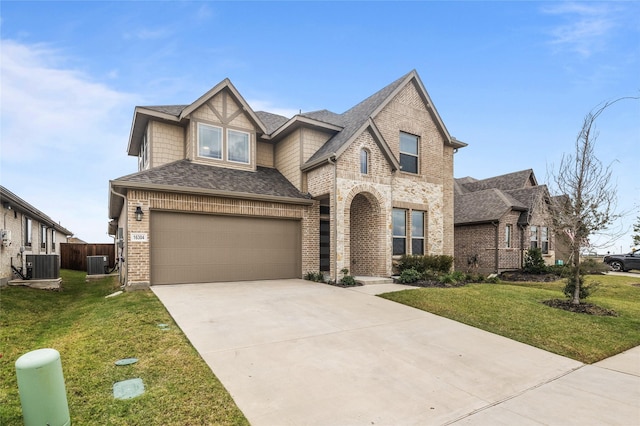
[400,153,418,174]
[25,218,32,246]
[392,209,406,237]
[360,149,368,174]
[228,130,249,163]
[393,238,406,255]
[505,225,511,248]
[411,211,424,237]
[198,124,222,159]
[400,133,418,155]
[411,238,424,255]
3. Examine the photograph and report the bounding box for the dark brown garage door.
[150,211,302,285]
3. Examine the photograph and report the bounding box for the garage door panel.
[150,212,301,285]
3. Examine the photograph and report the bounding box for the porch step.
[354,276,394,285]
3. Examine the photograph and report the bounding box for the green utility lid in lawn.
[114,358,138,366]
[113,378,144,400]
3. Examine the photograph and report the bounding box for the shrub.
[339,268,357,286]
[523,248,548,274]
[398,268,421,284]
[397,255,453,274]
[304,271,325,282]
[563,269,600,300]
[579,258,610,275]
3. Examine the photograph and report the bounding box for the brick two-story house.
[454,169,560,274]
[108,70,467,289]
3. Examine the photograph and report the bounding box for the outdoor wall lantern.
[134,206,144,221]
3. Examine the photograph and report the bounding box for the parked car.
[603,251,640,272]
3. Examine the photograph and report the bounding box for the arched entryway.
[348,192,385,276]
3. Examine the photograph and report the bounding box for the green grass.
[0,270,248,425]
[381,274,640,364]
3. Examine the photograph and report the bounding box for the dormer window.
[360,148,369,174]
[228,129,249,164]
[198,123,222,159]
[197,123,250,164]
[400,132,419,174]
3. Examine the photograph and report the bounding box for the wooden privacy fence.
[60,243,115,271]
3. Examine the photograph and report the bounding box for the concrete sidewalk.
[153,280,639,425]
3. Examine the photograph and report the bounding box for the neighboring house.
[454,169,561,274]
[0,186,73,285]
[108,70,467,289]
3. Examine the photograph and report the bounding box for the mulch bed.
[499,271,562,282]
[543,299,618,316]
[324,281,363,288]
[398,280,467,288]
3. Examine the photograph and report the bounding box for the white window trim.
[197,122,223,161]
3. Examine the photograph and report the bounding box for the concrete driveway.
[152,280,639,425]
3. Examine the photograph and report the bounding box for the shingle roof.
[455,188,527,225]
[454,170,549,225]
[112,160,311,201]
[255,111,289,134]
[142,105,187,116]
[304,71,413,164]
[459,169,535,192]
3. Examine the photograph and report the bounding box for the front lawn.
[0,270,248,425]
[381,274,640,364]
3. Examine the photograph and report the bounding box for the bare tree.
[549,97,638,304]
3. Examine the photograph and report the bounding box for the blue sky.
[1,1,639,252]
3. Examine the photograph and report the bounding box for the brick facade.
[112,71,463,287]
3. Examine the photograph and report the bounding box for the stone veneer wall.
[123,189,314,289]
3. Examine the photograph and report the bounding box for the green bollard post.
[15,348,71,426]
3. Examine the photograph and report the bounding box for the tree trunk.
[572,247,581,305]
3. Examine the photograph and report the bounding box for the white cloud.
[542,2,617,58]
[1,39,138,242]
[1,39,135,162]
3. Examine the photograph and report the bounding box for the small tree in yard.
[549,97,638,305]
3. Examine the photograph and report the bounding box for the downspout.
[328,154,337,282]
[492,221,499,273]
[110,186,127,286]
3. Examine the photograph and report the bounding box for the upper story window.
[360,149,369,174]
[138,133,149,170]
[197,123,250,164]
[24,217,32,247]
[505,224,512,248]
[227,129,249,164]
[198,123,222,159]
[399,132,419,174]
